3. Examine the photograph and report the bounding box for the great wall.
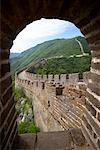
[1,1,100,149]
[16,70,89,132]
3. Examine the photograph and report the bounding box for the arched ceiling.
[0,0,99,50]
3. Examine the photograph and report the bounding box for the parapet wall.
[16,71,88,132]
[25,71,89,85]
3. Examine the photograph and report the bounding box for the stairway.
[12,129,91,150]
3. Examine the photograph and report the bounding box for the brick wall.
[16,73,87,131]
[0,50,17,149]
[26,71,89,85]
[78,7,100,150]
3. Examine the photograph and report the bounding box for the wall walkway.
[16,71,89,131]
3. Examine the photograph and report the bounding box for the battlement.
[16,70,89,97]
[16,71,87,131]
[25,71,89,85]
[16,77,64,97]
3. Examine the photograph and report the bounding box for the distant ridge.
[11,36,91,73]
[10,53,20,59]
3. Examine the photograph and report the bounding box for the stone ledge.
[13,133,36,150]
[13,129,91,150]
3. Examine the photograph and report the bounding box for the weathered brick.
[86,100,96,117]
[86,90,100,110]
[0,51,10,60]
[97,112,100,122]
[91,51,100,57]
[90,72,100,84]
[82,122,97,150]
[97,139,100,148]
[90,45,100,52]
[69,128,85,146]
[1,74,12,94]
[1,116,17,149]
[88,82,100,96]
[82,115,92,135]
[1,63,10,77]
[0,128,5,143]
[10,123,17,143]
[85,108,100,137]
[77,17,92,29]
[86,33,100,44]
[7,106,16,126]
[1,98,14,126]
[93,132,97,139]
[91,62,100,70]
[2,86,13,105]
[0,35,13,49]
[81,19,100,35]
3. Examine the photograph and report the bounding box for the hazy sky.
[10,18,83,53]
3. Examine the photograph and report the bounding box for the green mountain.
[10,53,20,59]
[11,36,91,74]
[29,56,91,75]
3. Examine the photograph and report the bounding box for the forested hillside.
[28,56,91,74]
[11,36,91,74]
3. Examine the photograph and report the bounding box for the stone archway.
[0,0,100,149]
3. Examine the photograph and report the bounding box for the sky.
[10,18,83,53]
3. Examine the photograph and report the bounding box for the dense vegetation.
[14,87,40,134]
[18,121,40,134]
[28,55,91,74]
[10,36,90,73]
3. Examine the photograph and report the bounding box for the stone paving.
[13,129,91,150]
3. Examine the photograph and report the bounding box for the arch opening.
[10,18,91,134]
[1,1,100,149]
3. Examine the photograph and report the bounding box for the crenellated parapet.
[15,70,88,131]
[16,70,89,97]
[25,71,89,85]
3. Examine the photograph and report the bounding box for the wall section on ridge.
[0,0,100,149]
[16,72,87,132]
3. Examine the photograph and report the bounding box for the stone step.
[13,129,91,150]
